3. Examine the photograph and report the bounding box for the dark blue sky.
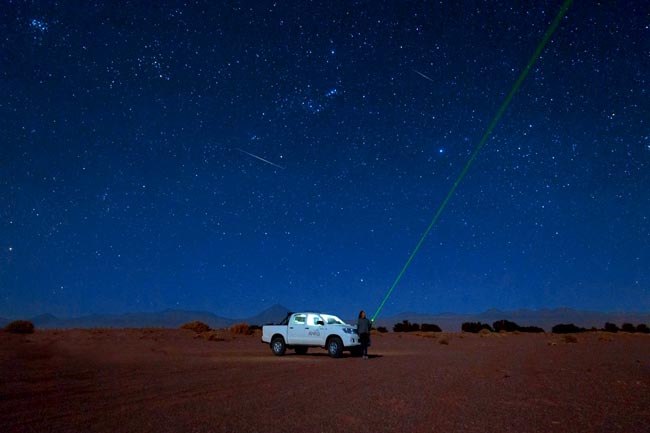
[2,1,649,320]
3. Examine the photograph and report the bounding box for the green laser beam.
[371,0,573,322]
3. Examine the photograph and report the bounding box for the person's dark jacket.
[357,317,372,335]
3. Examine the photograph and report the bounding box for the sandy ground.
[1,328,649,433]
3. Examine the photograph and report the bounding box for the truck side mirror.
[317,320,325,326]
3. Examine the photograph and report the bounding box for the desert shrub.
[551,323,586,334]
[493,319,520,333]
[438,335,450,345]
[243,325,262,338]
[420,323,442,332]
[229,322,250,335]
[490,319,543,333]
[376,326,388,333]
[562,334,578,344]
[180,321,211,333]
[393,320,421,332]
[4,320,35,334]
[620,323,636,333]
[636,323,650,334]
[479,328,492,336]
[461,322,494,333]
[603,322,619,333]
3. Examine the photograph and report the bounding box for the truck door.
[304,313,326,345]
[287,314,308,344]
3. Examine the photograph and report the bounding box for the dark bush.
[376,326,388,333]
[493,319,520,333]
[229,322,250,335]
[636,323,650,334]
[489,319,543,333]
[393,320,422,332]
[420,323,442,332]
[603,322,619,333]
[180,321,211,333]
[461,322,494,333]
[4,320,35,334]
[552,323,586,334]
[620,323,636,333]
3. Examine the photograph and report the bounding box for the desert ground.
[2,328,649,433]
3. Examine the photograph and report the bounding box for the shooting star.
[413,69,435,83]
[236,148,285,170]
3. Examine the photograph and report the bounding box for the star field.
[1,1,648,319]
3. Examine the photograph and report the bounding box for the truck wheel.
[327,336,343,358]
[271,336,286,356]
[294,346,308,355]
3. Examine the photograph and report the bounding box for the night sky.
[2,1,649,320]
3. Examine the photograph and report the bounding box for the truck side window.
[308,315,324,326]
[293,315,306,324]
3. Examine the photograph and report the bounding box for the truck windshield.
[320,314,345,325]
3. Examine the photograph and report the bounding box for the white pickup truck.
[261,312,360,358]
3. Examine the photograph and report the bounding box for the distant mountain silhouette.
[31,313,59,327]
[17,306,292,329]
[243,304,291,326]
[30,309,235,329]
[375,308,650,332]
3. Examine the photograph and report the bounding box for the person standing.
[357,310,372,359]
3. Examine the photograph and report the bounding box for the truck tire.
[271,336,286,356]
[294,346,308,355]
[327,336,343,358]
